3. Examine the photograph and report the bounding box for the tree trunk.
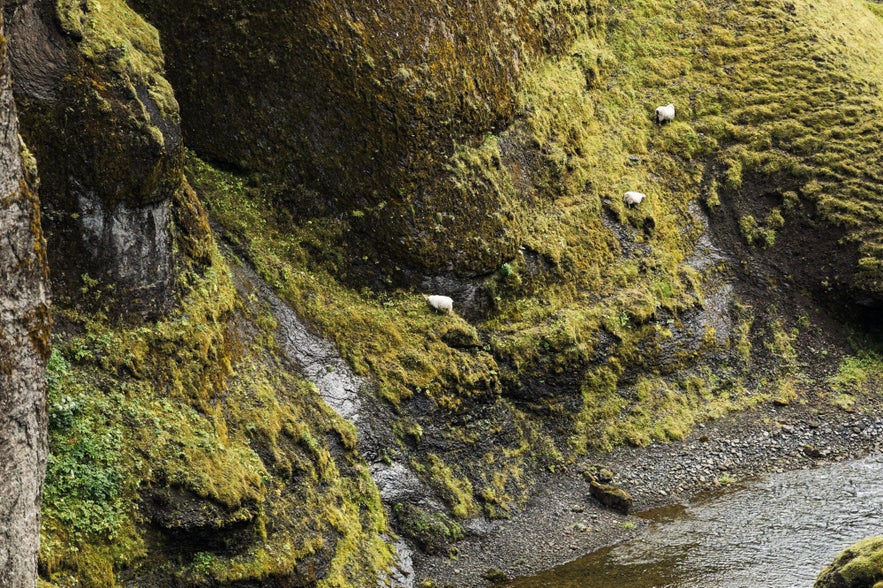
[0,3,51,586]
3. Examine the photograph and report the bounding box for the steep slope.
[40,248,394,586]
[17,0,883,586]
[129,0,593,277]
[183,0,883,563]
[3,1,392,586]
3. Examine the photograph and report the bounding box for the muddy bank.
[412,398,883,587]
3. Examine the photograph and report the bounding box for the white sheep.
[655,103,675,124]
[424,294,453,313]
[623,191,647,207]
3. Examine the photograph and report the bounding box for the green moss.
[393,503,464,557]
[40,352,145,586]
[739,215,777,248]
[763,315,799,370]
[831,393,856,412]
[180,0,883,544]
[425,454,479,520]
[816,536,883,588]
[57,0,179,124]
[41,242,391,586]
[826,350,883,416]
[186,152,503,412]
[575,370,742,451]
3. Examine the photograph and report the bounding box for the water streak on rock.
[231,257,432,587]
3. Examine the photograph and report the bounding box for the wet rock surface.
[228,250,438,587]
[230,255,432,503]
[6,0,184,319]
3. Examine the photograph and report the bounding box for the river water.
[507,453,883,588]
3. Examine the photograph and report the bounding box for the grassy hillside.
[191,0,883,452]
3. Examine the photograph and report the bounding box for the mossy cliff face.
[186,0,883,546]
[0,5,51,585]
[39,251,393,587]
[129,0,594,276]
[4,0,188,318]
[22,0,883,585]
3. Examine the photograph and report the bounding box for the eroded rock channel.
[229,252,433,587]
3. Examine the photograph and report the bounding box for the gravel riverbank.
[411,399,883,587]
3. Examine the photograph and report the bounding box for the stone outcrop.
[0,5,50,585]
[589,480,632,515]
[4,0,192,319]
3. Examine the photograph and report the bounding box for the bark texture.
[0,5,51,586]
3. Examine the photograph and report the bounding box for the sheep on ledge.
[623,191,647,207]
[655,103,675,124]
[424,294,453,313]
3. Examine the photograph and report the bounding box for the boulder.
[589,480,633,514]
[815,536,883,588]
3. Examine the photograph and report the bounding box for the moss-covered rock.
[5,0,193,318]
[129,0,598,277]
[815,536,883,588]
[589,480,632,514]
[393,503,464,557]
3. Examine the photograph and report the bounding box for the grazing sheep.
[655,103,675,124]
[424,294,453,313]
[623,191,647,207]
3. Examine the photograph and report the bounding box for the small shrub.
[739,215,777,248]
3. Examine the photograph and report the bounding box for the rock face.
[0,6,51,585]
[815,536,883,588]
[4,0,185,318]
[129,0,590,277]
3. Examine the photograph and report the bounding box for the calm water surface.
[507,454,883,588]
